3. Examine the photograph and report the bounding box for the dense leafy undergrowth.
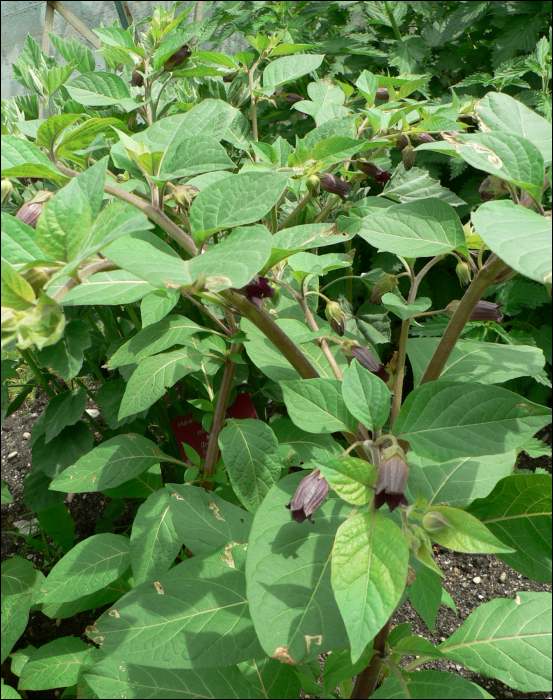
[1,2,552,698]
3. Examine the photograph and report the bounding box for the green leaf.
[1,593,32,664]
[272,418,342,466]
[89,545,262,668]
[219,419,282,513]
[168,482,253,555]
[1,261,35,309]
[1,556,44,599]
[65,72,132,107]
[83,655,257,698]
[246,471,352,663]
[1,135,66,180]
[422,506,515,554]
[467,474,552,582]
[382,293,432,321]
[342,359,390,432]
[18,637,89,691]
[293,79,349,125]
[302,115,358,150]
[1,212,46,267]
[36,534,130,604]
[315,457,377,505]
[238,657,301,699]
[50,33,95,73]
[451,132,545,200]
[271,222,354,250]
[371,670,493,698]
[407,338,546,386]
[33,421,94,480]
[332,507,409,663]
[382,165,466,207]
[42,389,87,443]
[35,113,82,152]
[322,647,376,696]
[405,451,517,509]
[35,178,92,263]
[355,70,379,102]
[118,347,206,419]
[393,381,552,460]
[355,198,466,258]
[475,92,552,167]
[49,434,167,493]
[408,566,443,633]
[472,201,552,286]
[35,319,91,381]
[308,136,365,165]
[158,135,235,180]
[51,270,157,305]
[107,314,203,368]
[282,378,357,434]
[438,592,552,692]
[262,54,324,88]
[288,251,351,276]
[56,117,128,159]
[192,50,238,68]
[190,172,288,243]
[140,289,179,327]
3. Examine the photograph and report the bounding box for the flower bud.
[396,135,408,151]
[402,144,416,171]
[1,178,13,204]
[116,172,130,182]
[478,176,509,202]
[244,276,275,308]
[319,173,350,200]
[370,272,398,304]
[342,342,390,383]
[375,87,389,101]
[446,299,504,323]
[285,92,304,105]
[306,174,321,195]
[422,510,452,533]
[356,161,391,185]
[223,72,237,83]
[163,44,191,72]
[415,133,435,144]
[455,260,472,287]
[171,184,200,210]
[286,470,330,523]
[325,300,346,336]
[15,190,54,229]
[22,267,50,296]
[375,443,410,512]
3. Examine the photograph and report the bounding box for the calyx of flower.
[325,300,345,336]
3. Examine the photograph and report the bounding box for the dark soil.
[1,390,551,699]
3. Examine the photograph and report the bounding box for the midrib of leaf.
[428,457,471,505]
[232,422,263,506]
[128,598,247,630]
[481,510,551,524]
[444,630,551,652]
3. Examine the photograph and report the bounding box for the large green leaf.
[36,534,130,604]
[1,135,66,180]
[408,564,443,633]
[438,592,552,692]
[1,212,47,267]
[272,418,343,466]
[51,270,157,305]
[294,79,349,125]
[475,92,552,167]
[271,222,355,251]
[35,319,91,381]
[355,198,466,258]
[18,637,89,691]
[2,594,32,664]
[332,507,409,663]
[382,165,465,207]
[452,132,545,200]
[89,545,263,668]
[467,474,552,582]
[118,347,206,419]
[308,136,365,165]
[219,419,282,513]
[371,670,493,698]
[315,457,377,505]
[405,451,517,509]
[158,135,234,180]
[83,651,258,698]
[393,381,551,460]
[281,378,357,434]
[49,434,167,493]
[246,472,352,663]
[341,359,390,432]
[407,338,545,385]
[65,72,135,110]
[107,315,203,368]
[190,172,289,243]
[168,483,253,556]
[238,657,300,699]
[262,54,324,88]
[472,201,552,286]
[41,389,87,443]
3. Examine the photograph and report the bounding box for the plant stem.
[202,343,243,479]
[248,69,259,147]
[18,349,55,398]
[298,296,343,380]
[313,194,340,223]
[181,292,231,336]
[351,619,392,698]
[420,255,507,384]
[51,260,118,302]
[220,289,319,379]
[125,304,142,331]
[390,317,410,428]
[384,1,403,41]
[278,191,313,230]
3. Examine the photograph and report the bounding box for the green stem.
[385,0,403,41]
[18,349,55,398]
[166,386,185,415]
[278,191,313,230]
[298,296,343,380]
[420,256,507,384]
[345,239,353,304]
[125,304,142,331]
[84,351,106,385]
[248,69,259,146]
[390,318,410,428]
[313,194,340,223]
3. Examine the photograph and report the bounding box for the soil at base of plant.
[2,390,551,700]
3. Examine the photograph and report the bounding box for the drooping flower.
[131,68,144,87]
[285,93,304,105]
[355,161,391,185]
[375,87,389,101]
[374,444,410,512]
[244,276,275,308]
[455,261,472,287]
[325,300,346,336]
[163,44,191,72]
[286,470,330,523]
[446,299,504,323]
[350,345,389,383]
[319,173,350,200]
[416,133,435,144]
[15,190,54,229]
[370,272,398,304]
[478,176,509,202]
